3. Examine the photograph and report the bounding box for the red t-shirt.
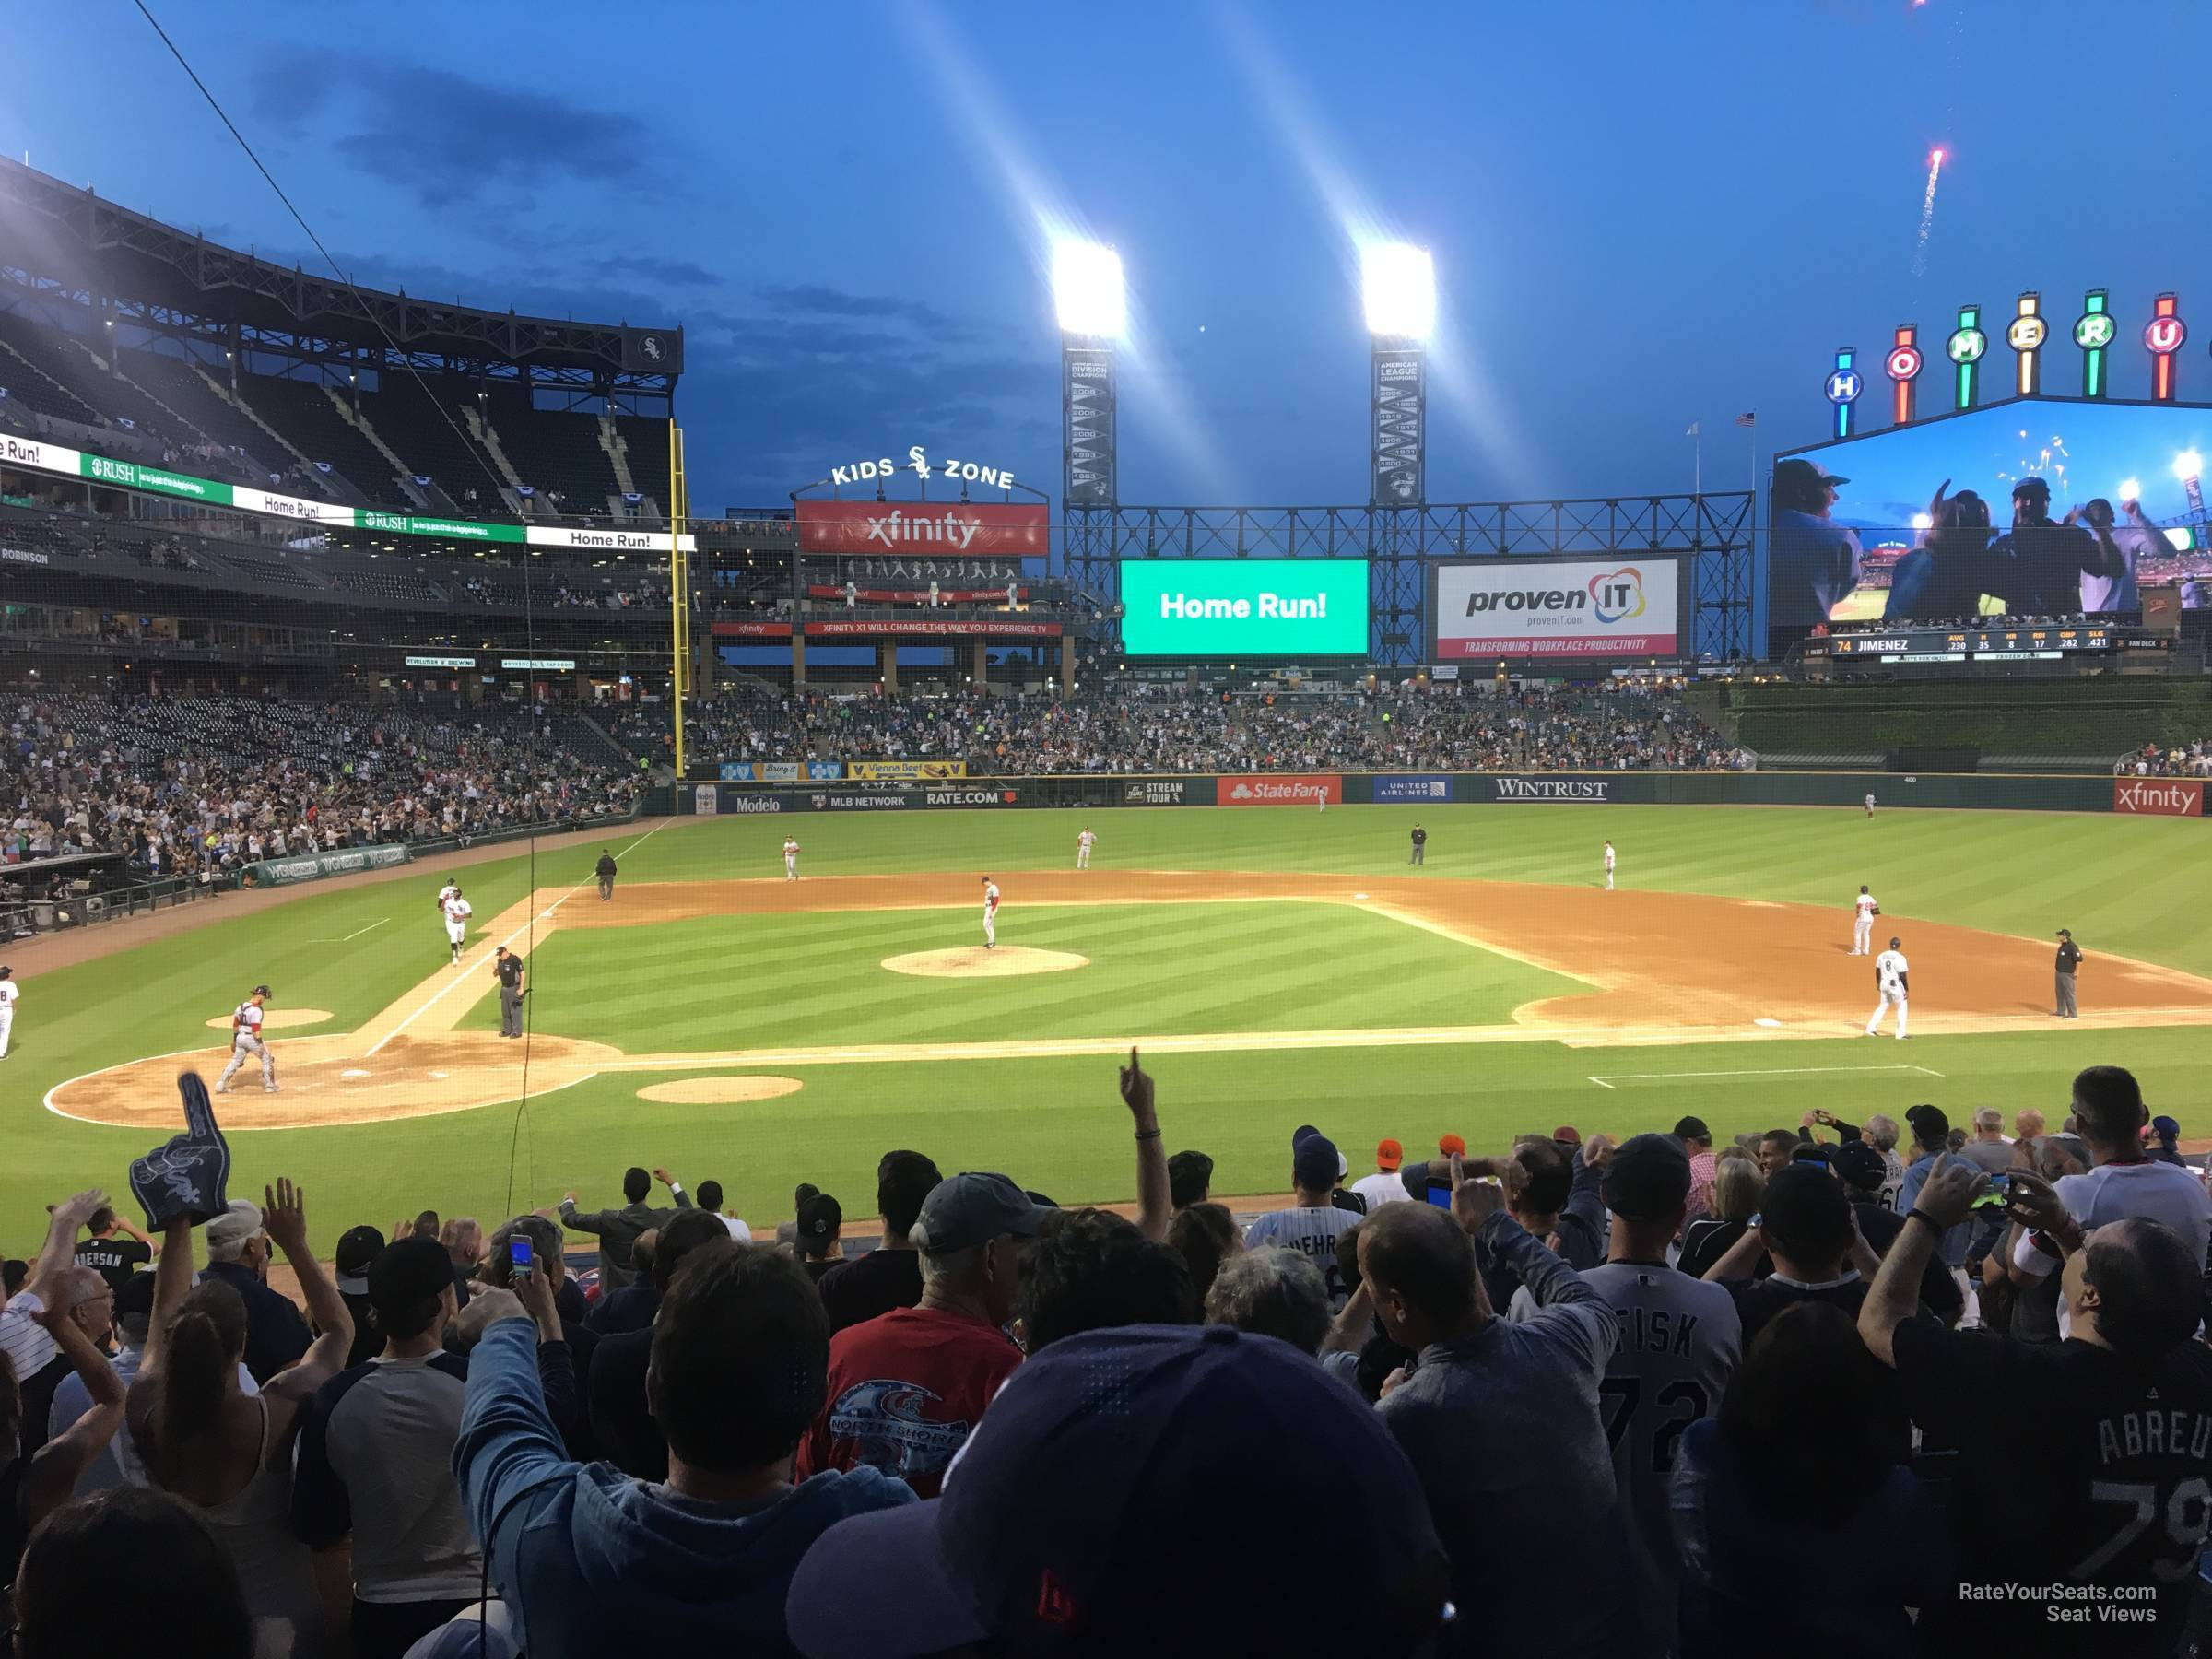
[797,1305,1022,1499]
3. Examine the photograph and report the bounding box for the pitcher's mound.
[882,947,1090,978]
[637,1076,805,1105]
[204,1008,333,1030]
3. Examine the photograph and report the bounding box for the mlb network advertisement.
[1428,558,1685,661]
[1119,559,1370,657]
[1770,398,2211,648]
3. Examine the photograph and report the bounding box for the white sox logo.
[828,447,1017,490]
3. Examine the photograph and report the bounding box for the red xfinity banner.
[1216,774,1343,807]
[710,620,794,639]
[797,500,1049,556]
[2112,778,2205,817]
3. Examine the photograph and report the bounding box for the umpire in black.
[1409,823,1427,866]
[2054,928,2083,1018]
[596,848,618,901]
[494,945,527,1038]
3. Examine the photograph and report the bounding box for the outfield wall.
[664,771,2203,817]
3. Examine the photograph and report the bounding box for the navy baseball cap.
[1833,1139,1888,1193]
[1293,1134,1341,1192]
[785,1324,1449,1655]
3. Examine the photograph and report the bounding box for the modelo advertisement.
[1119,559,1369,657]
[1430,559,1684,661]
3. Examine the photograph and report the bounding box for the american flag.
[1735,413,1757,427]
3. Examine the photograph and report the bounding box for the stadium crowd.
[2121,740,2212,778]
[4,1058,2207,1656]
[1,691,642,882]
[615,680,1750,775]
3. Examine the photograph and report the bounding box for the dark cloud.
[248,50,662,210]
[754,284,959,333]
[592,256,722,288]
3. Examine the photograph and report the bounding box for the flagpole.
[1694,427,1702,497]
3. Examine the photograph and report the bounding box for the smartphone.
[1969,1173,2012,1212]
[1425,1183,1453,1210]
[510,1236,534,1278]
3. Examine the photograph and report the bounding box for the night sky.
[6,0,2209,512]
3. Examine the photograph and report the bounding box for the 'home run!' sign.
[1429,557,1686,661]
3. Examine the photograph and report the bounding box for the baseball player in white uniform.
[437,877,461,911]
[1865,792,1877,818]
[1865,936,1910,1039]
[783,837,801,880]
[981,876,1001,949]
[1076,827,1096,870]
[215,984,278,1093]
[1851,885,1879,955]
[0,965,17,1058]
[1603,841,1617,890]
[442,888,474,965]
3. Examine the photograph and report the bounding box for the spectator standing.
[1164,1202,1241,1304]
[1895,1105,1971,1294]
[584,1210,732,1479]
[200,1198,312,1384]
[1676,1114,1717,1220]
[1863,1112,1907,1206]
[694,1179,753,1240]
[1676,1153,1761,1279]
[1349,1139,1412,1212]
[553,1166,690,1291]
[73,1204,157,1297]
[332,1224,387,1369]
[816,1151,939,1334]
[483,1214,598,1460]
[132,1182,353,1659]
[2145,1113,2187,1169]
[1014,1209,1194,1353]
[1166,1149,1214,1210]
[794,1193,844,1282]
[1864,1156,2212,1653]
[292,1236,483,1659]
[1833,1140,1962,1326]
[1242,1135,1362,1308]
[12,1267,111,1462]
[1362,1168,1623,1657]
[454,1241,914,1658]
[1701,1163,1884,1342]
[798,1173,1034,1499]
[10,1487,254,1659]
[1959,1108,2015,1174]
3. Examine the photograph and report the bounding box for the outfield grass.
[6,802,2209,1253]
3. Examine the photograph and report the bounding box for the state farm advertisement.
[2112,778,2205,818]
[797,500,1049,556]
[1217,775,1342,807]
[1430,558,1686,661]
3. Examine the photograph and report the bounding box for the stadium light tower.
[1363,242,1432,508]
[1054,241,1123,510]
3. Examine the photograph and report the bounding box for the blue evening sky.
[5,0,2207,512]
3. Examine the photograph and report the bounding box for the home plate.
[429,1070,450,1079]
[1753,1018,1782,1028]
[340,1068,371,1078]
[1353,892,1370,900]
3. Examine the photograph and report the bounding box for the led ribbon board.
[2147,292,2186,402]
[1885,325,1923,427]
[2075,289,2114,398]
[1947,304,1986,411]
[2006,292,2048,397]
[1825,347,1863,441]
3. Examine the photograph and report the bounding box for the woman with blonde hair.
[1678,1155,1764,1279]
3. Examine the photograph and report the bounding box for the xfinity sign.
[1120,559,1369,657]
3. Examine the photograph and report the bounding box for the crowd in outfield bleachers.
[611,681,1751,775]
[2,693,641,879]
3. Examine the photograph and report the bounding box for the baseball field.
[7,799,2211,1254]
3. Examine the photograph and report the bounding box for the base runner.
[982,876,1000,950]
[441,888,474,966]
[1852,885,1879,956]
[783,837,801,881]
[1076,827,1096,870]
[215,984,279,1094]
[1865,937,1910,1040]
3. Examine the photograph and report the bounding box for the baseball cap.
[334,1224,387,1295]
[252,984,271,997]
[369,1235,455,1319]
[1290,1124,1322,1151]
[1293,1135,1340,1192]
[2152,1114,2183,1142]
[1833,1139,1888,1192]
[1375,1138,1404,1172]
[202,1199,263,1255]
[1905,1103,1951,1149]
[1437,1133,1467,1159]
[1774,456,1848,489]
[113,1270,158,1324]
[2013,475,2052,498]
[784,1324,1450,1657]
[1759,1163,1854,1259]
[1672,1115,1712,1143]
[2056,928,2072,938]
[1552,1125,1582,1147]
[1600,1133,1691,1221]
[912,1172,1040,1254]
[797,1192,843,1243]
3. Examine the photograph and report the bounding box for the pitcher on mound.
[981,876,1001,950]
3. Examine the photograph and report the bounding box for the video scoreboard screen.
[1805,624,2172,664]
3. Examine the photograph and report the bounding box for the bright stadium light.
[1361,242,1435,339]
[1911,512,1934,530]
[2175,450,2205,482]
[2119,477,2142,501]
[1053,241,1125,337]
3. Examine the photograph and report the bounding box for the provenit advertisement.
[1429,558,1685,661]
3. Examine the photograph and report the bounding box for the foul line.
[1587,1063,1946,1090]
[364,820,669,1058]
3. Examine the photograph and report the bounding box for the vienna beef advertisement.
[1429,558,1686,661]
[796,500,1049,557]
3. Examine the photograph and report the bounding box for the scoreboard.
[1804,624,2173,665]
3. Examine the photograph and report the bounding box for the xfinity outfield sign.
[1119,559,1370,657]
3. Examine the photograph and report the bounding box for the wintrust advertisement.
[1217,775,1342,807]
[796,500,1048,556]
[2112,778,2204,818]
[1430,558,1687,661]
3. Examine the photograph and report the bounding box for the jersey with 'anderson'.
[75,1236,151,1297]
[797,1306,1021,1500]
[1895,1321,2212,1653]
